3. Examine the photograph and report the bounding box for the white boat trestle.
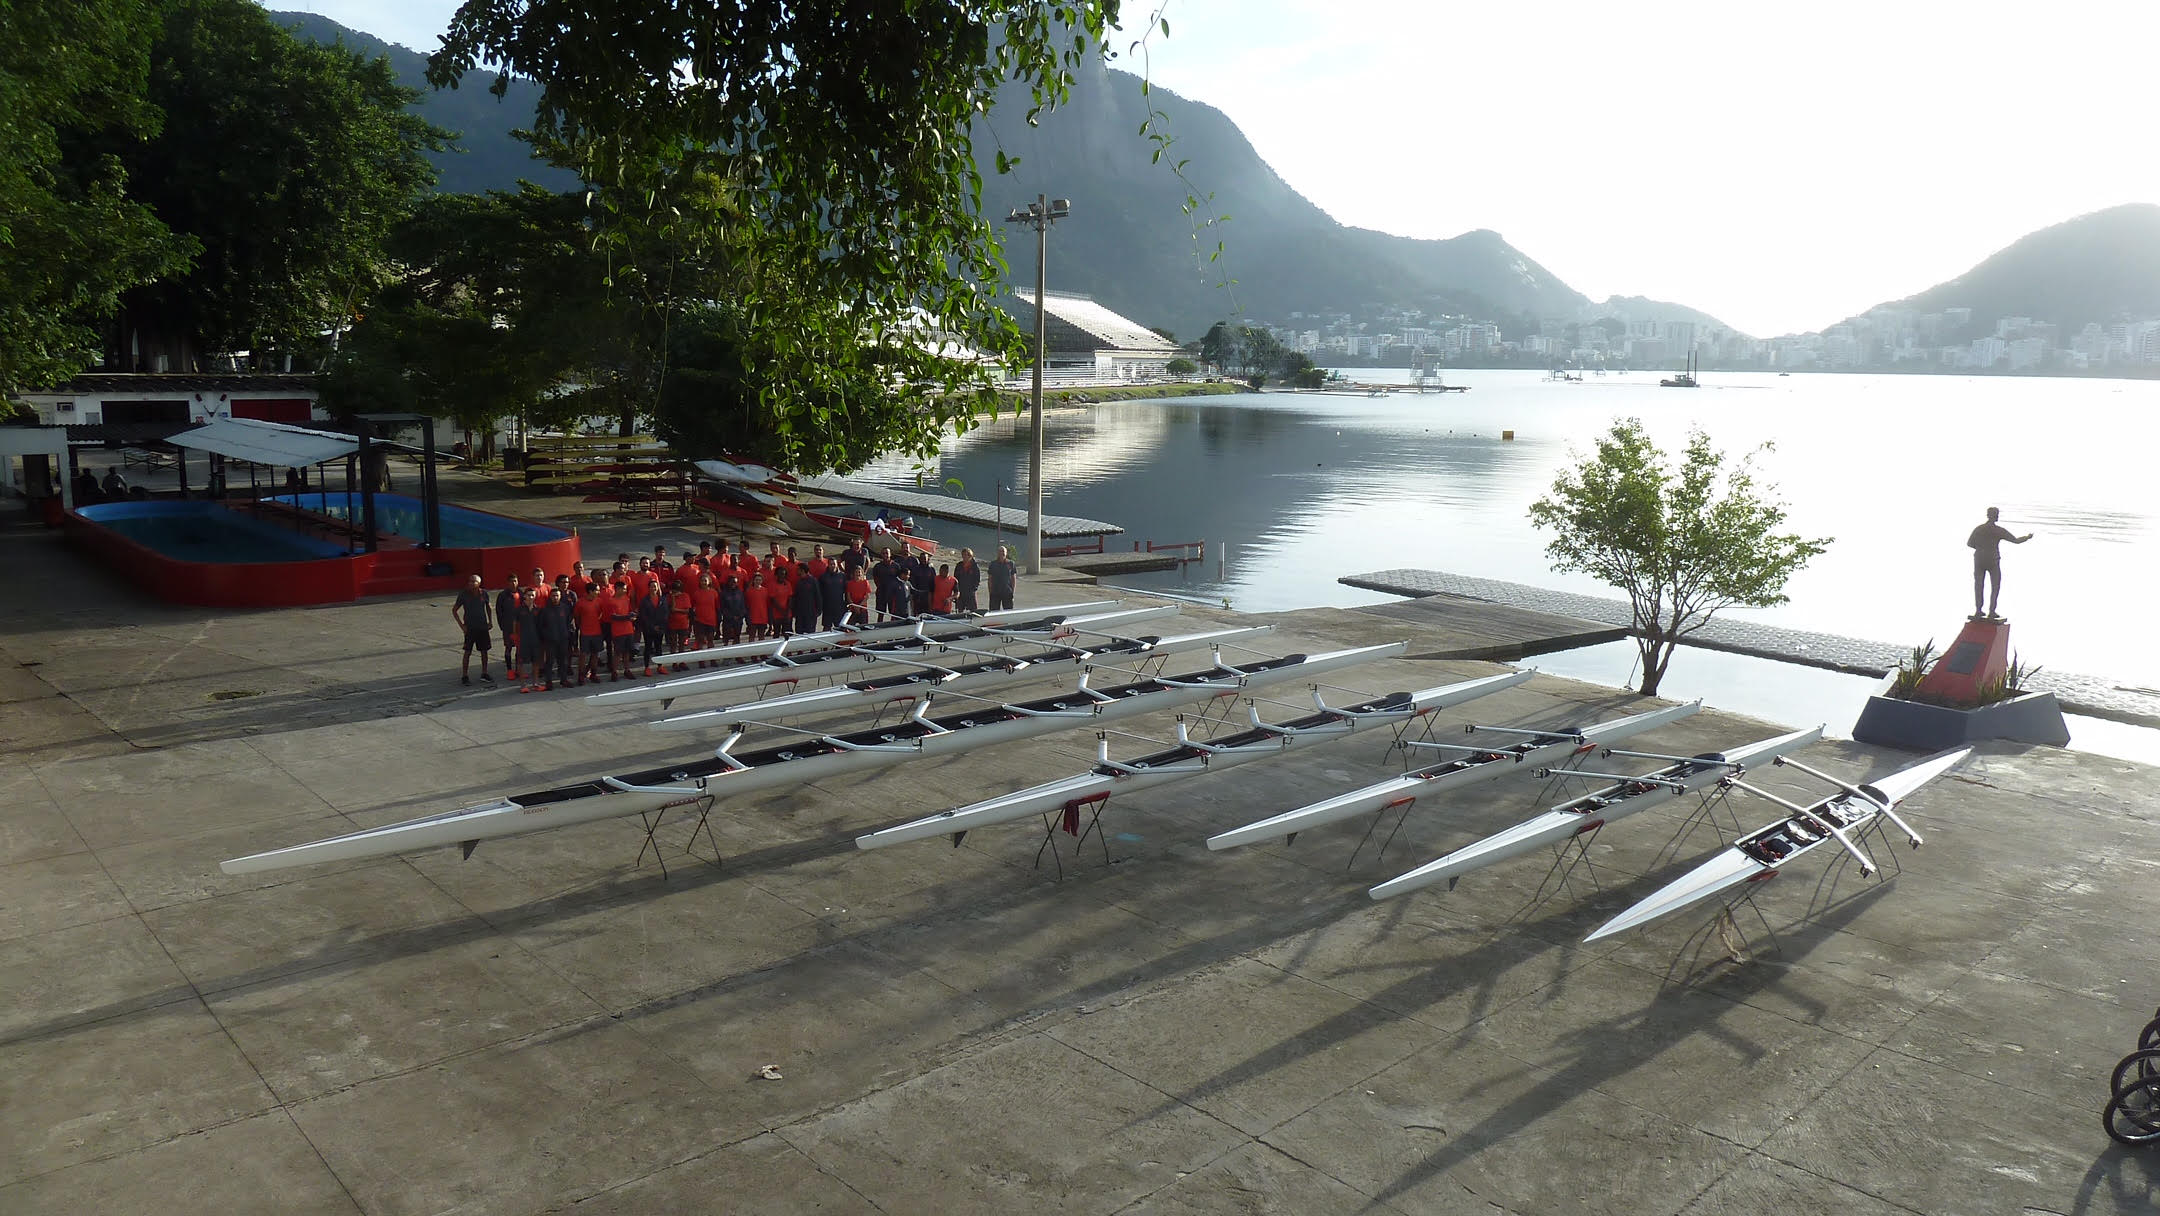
[1204,700,1701,853]
[219,642,1406,875]
[1581,745,1969,942]
[1367,723,1824,901]
[854,669,1529,851]
[650,625,1276,730]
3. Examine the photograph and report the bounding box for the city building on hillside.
[1006,290,1180,383]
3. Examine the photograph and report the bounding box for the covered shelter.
[0,426,75,519]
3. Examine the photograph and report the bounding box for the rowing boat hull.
[1204,698,1690,852]
[591,606,1170,708]
[855,669,1526,851]
[221,643,1406,874]
[654,599,1121,669]
[1582,746,1969,941]
[650,626,1274,730]
[1367,725,1823,900]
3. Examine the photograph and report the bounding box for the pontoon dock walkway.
[1345,566,2160,728]
[791,474,1123,539]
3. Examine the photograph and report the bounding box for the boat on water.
[220,643,1408,874]
[1366,724,1822,900]
[651,625,1274,730]
[1660,351,1700,388]
[1582,745,1969,941]
[1205,700,1702,853]
[855,670,1530,850]
[588,604,1171,709]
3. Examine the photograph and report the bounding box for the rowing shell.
[855,670,1529,851]
[1205,700,1701,852]
[589,605,1173,709]
[1582,745,1969,942]
[220,643,1406,875]
[1367,724,1822,901]
[650,626,1275,730]
[654,598,1121,671]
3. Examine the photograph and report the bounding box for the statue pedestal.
[1852,618,2068,750]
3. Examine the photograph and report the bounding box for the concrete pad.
[1972,906,2160,1012]
[627,941,998,1137]
[1047,955,1446,1136]
[0,797,84,867]
[0,915,193,1040]
[778,1033,1246,1215]
[1466,955,1878,1149]
[0,851,134,943]
[208,932,606,1103]
[1677,1155,1918,1216]
[1267,1034,1747,1215]
[0,1110,358,1216]
[261,738,535,816]
[0,698,127,763]
[551,1132,879,1215]
[38,743,336,850]
[0,998,276,1184]
[91,809,384,913]
[497,879,826,1010]
[1887,970,2133,1109]
[1755,1047,2108,1215]
[140,863,488,995]
[1117,1141,1399,1215]
[291,1019,721,1215]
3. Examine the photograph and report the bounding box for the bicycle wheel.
[2104,1074,2160,1146]
[2109,1048,2160,1094]
[2138,1016,2160,1054]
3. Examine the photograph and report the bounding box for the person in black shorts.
[452,573,494,684]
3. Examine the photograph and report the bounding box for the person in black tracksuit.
[954,548,981,614]
[818,564,848,631]
[533,588,570,688]
[908,552,935,615]
[636,584,670,674]
[792,572,821,636]
[870,551,899,620]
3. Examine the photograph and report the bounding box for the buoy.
[1502,430,1515,441]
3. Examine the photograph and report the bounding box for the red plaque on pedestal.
[1913,619,2012,707]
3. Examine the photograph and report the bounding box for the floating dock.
[790,474,1122,539]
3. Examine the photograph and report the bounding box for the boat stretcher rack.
[1518,751,1754,912]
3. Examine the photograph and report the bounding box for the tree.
[0,0,191,393]
[427,0,1137,457]
[1165,357,1197,376]
[1527,419,1831,697]
[111,0,445,362]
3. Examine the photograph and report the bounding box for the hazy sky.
[275,0,2160,335]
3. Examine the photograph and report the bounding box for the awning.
[168,416,359,468]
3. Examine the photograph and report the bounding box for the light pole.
[1003,194,1070,575]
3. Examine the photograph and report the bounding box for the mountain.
[1837,203,2160,335]
[270,11,576,196]
[272,15,1736,340]
[979,61,1593,338]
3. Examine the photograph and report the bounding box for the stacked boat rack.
[2104,1008,2160,1145]
[222,598,1971,947]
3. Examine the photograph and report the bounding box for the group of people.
[450,539,1020,690]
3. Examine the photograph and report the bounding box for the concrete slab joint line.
[1343,567,2160,728]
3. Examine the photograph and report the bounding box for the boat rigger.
[220,642,1407,874]
[1365,724,1822,901]
[855,669,1530,851]
[650,626,1276,730]
[588,605,1177,709]
[1204,700,1702,852]
[1582,746,1968,942]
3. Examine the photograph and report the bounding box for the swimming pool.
[67,495,581,608]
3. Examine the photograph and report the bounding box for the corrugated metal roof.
[1010,292,1179,355]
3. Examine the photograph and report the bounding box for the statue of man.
[1967,506,2032,621]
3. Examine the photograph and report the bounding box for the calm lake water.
[855,370,2160,750]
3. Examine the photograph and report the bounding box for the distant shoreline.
[980,382,1245,414]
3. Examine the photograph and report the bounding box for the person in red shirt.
[805,543,828,580]
[745,572,770,639]
[688,572,721,663]
[567,561,593,598]
[606,579,638,679]
[575,583,607,684]
[666,580,693,670]
[930,564,957,614]
[768,567,792,637]
[734,541,758,582]
[844,570,872,626]
[627,557,654,603]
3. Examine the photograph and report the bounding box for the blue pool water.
[81,501,351,563]
[78,495,570,564]
[270,493,567,548]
